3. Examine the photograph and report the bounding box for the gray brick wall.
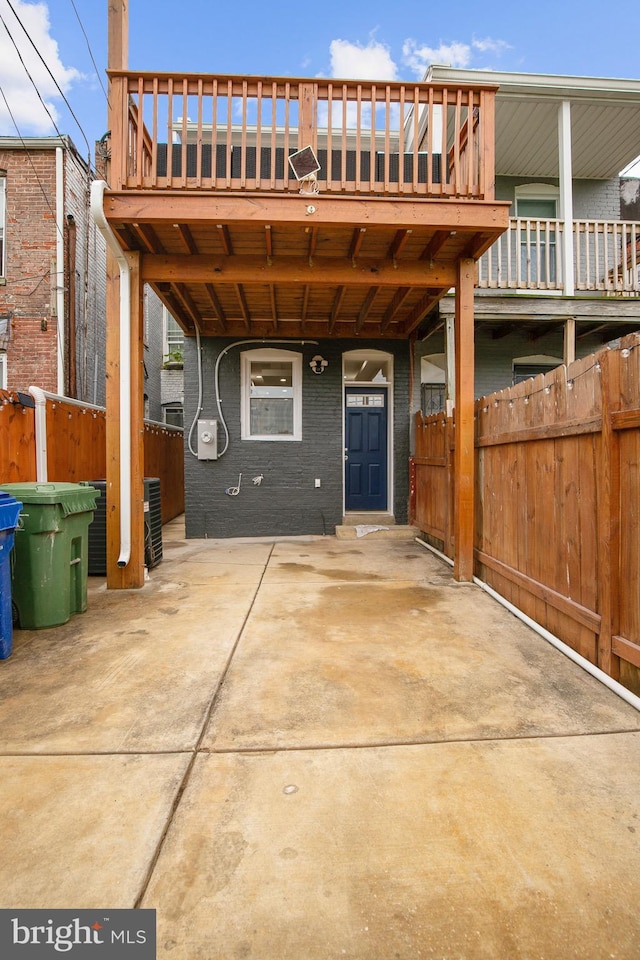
[495,175,621,220]
[63,141,107,404]
[143,288,164,421]
[414,325,618,409]
[183,337,410,538]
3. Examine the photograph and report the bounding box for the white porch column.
[558,100,575,296]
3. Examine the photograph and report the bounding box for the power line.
[68,0,109,108]
[3,0,91,158]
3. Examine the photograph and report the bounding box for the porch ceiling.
[428,67,640,180]
[104,192,510,339]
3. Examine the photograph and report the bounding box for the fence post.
[596,347,621,678]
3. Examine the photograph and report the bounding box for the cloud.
[402,35,511,77]
[329,38,399,81]
[472,37,512,55]
[0,0,82,135]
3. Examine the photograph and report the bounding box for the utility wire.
[3,0,91,157]
[68,0,109,108]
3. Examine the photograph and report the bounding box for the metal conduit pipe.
[90,180,132,568]
[415,537,640,714]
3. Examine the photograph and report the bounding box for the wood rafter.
[174,223,199,254]
[418,313,445,340]
[348,227,367,261]
[204,283,227,332]
[307,226,318,263]
[216,223,233,255]
[328,286,346,333]
[173,283,201,329]
[235,285,250,328]
[401,291,448,335]
[380,286,411,334]
[355,286,380,333]
[388,229,412,259]
[420,230,450,262]
[131,223,164,254]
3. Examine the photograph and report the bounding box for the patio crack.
[132,542,276,909]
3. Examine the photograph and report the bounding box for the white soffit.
[427,66,640,179]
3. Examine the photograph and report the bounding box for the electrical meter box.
[197,419,218,460]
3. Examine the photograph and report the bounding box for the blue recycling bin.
[0,492,23,659]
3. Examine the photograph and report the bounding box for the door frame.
[342,349,394,516]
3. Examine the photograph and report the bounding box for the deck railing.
[478,218,640,295]
[108,71,497,200]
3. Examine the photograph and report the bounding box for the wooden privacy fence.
[411,331,640,692]
[0,390,184,524]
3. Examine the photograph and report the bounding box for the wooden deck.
[103,70,510,340]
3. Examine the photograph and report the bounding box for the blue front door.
[345,387,388,512]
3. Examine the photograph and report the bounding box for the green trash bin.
[0,482,100,629]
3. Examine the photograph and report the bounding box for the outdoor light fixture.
[309,355,328,375]
[288,145,321,195]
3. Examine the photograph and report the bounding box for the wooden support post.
[105,0,145,589]
[453,258,476,581]
[564,316,576,367]
[596,347,621,678]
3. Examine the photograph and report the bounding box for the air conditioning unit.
[87,478,163,575]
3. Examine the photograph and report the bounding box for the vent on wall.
[87,478,163,575]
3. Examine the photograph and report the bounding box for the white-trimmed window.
[241,348,302,440]
[0,353,7,389]
[0,173,6,279]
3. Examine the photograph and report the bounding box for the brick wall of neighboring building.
[0,137,109,401]
[0,143,58,391]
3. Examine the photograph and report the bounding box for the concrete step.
[342,513,396,526]
[335,524,420,541]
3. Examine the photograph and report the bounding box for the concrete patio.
[1,519,639,958]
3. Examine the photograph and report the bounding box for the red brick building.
[0,136,107,400]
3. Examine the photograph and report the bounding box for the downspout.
[90,179,132,567]
[55,147,65,394]
[28,385,48,482]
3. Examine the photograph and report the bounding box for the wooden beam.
[453,257,475,582]
[173,283,202,329]
[418,313,444,341]
[141,254,457,288]
[106,194,512,232]
[236,285,251,328]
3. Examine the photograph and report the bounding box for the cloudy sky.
[0,0,639,173]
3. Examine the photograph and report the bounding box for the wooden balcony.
[103,71,510,340]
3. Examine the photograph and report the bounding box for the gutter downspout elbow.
[28,386,48,482]
[90,179,131,568]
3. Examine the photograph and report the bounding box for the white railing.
[478,218,640,295]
